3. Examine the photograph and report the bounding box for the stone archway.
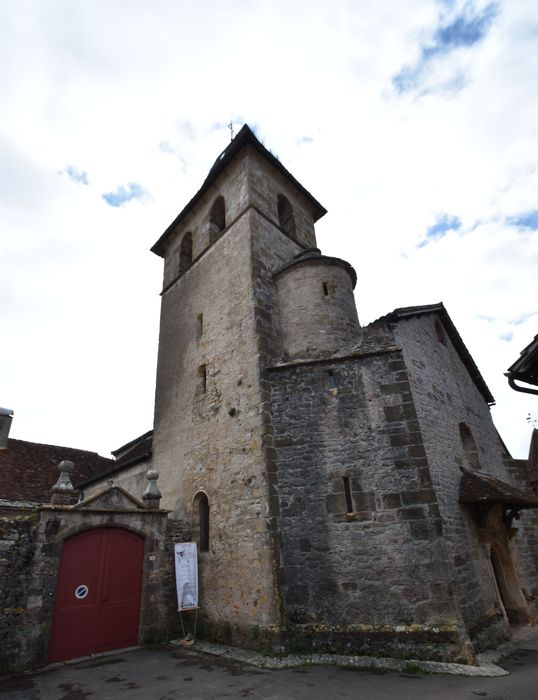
[485,505,533,624]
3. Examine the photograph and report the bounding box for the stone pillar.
[50,460,79,506]
[0,407,13,449]
[142,469,162,510]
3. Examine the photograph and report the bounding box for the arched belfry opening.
[193,491,210,552]
[209,196,225,242]
[179,232,193,274]
[277,194,296,238]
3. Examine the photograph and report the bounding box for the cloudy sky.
[1,0,537,459]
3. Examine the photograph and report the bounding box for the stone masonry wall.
[153,206,282,636]
[0,507,39,673]
[275,261,361,361]
[392,314,538,649]
[268,341,472,661]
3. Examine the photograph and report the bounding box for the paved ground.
[1,643,538,700]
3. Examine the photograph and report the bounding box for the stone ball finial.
[58,460,75,475]
[51,460,78,505]
[143,468,161,509]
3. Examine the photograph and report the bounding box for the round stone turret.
[274,248,361,360]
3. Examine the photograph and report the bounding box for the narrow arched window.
[209,196,225,242]
[277,194,296,238]
[434,319,446,345]
[459,422,480,469]
[193,491,210,552]
[178,232,193,274]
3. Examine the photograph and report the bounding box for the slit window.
[328,370,337,390]
[323,282,329,297]
[342,477,354,514]
[199,364,207,393]
[197,313,204,338]
[193,492,210,552]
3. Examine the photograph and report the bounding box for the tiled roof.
[116,431,153,467]
[459,467,538,508]
[78,431,153,488]
[371,302,495,405]
[0,439,114,504]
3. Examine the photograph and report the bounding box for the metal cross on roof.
[227,121,235,140]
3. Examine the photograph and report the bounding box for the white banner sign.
[174,542,198,611]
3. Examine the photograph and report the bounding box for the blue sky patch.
[62,165,89,185]
[102,182,147,207]
[432,4,498,52]
[507,210,538,230]
[393,2,498,94]
[418,213,461,248]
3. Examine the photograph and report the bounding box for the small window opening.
[178,232,193,274]
[199,364,207,393]
[328,370,337,390]
[434,319,446,346]
[459,422,480,469]
[277,194,296,238]
[322,282,329,297]
[197,313,204,337]
[193,492,210,552]
[342,477,354,514]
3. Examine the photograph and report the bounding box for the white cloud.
[0,0,537,458]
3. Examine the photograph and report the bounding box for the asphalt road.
[1,646,538,700]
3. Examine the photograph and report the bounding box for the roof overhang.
[459,467,538,509]
[506,334,538,396]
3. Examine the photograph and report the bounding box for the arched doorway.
[485,507,532,624]
[48,527,144,663]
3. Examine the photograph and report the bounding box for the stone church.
[2,125,537,670]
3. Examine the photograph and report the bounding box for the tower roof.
[273,248,357,289]
[151,125,327,257]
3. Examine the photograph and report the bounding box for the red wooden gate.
[48,528,144,663]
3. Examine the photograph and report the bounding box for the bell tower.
[150,125,327,641]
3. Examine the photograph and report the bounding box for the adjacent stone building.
[2,125,537,669]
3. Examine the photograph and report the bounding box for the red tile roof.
[0,439,114,503]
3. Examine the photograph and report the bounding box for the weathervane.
[227,121,235,141]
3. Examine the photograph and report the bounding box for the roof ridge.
[7,437,112,459]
